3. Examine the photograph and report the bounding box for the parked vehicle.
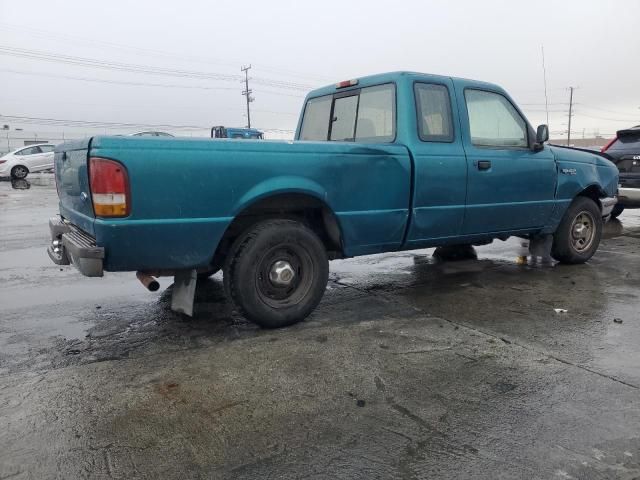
[601,125,640,218]
[0,143,56,179]
[130,131,174,137]
[211,126,263,139]
[47,71,618,328]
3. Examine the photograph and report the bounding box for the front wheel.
[223,219,329,328]
[10,165,29,179]
[551,196,603,264]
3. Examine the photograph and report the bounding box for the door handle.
[477,160,491,171]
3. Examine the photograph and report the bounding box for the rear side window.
[299,83,395,143]
[465,89,527,148]
[16,146,41,155]
[354,85,395,142]
[607,133,640,153]
[299,96,332,141]
[330,95,358,141]
[415,83,454,142]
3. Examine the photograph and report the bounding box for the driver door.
[454,84,557,234]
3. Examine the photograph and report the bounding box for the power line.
[0,21,334,83]
[572,112,638,123]
[0,68,306,99]
[0,114,295,134]
[575,103,640,118]
[0,45,315,91]
[0,114,208,130]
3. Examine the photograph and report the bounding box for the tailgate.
[54,138,95,235]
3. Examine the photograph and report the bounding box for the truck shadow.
[53,238,616,376]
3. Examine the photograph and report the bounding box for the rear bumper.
[600,196,618,217]
[618,188,640,207]
[47,216,104,277]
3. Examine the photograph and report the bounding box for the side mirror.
[536,124,549,144]
[532,124,549,152]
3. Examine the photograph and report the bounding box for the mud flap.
[171,269,197,317]
[529,234,553,263]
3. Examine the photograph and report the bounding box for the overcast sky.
[1,0,639,142]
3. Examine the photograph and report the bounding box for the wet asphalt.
[1,174,639,479]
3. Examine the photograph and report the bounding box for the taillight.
[89,157,130,217]
[601,136,617,153]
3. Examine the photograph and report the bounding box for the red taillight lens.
[601,136,617,153]
[89,157,130,217]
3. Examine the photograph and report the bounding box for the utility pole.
[567,86,575,146]
[241,65,254,128]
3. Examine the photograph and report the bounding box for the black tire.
[551,196,603,264]
[223,219,329,328]
[10,165,29,179]
[610,204,624,219]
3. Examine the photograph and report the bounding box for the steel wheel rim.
[570,210,596,252]
[255,244,314,309]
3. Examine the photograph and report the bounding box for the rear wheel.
[10,165,29,179]
[610,204,624,219]
[551,196,602,264]
[223,219,329,328]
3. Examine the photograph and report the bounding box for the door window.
[39,145,55,153]
[465,89,527,148]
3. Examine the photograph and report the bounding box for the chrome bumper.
[600,196,618,217]
[618,188,640,207]
[47,217,104,277]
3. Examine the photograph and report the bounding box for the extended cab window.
[415,83,454,142]
[299,83,395,143]
[465,89,527,148]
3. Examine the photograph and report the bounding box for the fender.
[233,175,332,216]
[543,146,619,232]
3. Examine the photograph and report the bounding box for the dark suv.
[602,125,640,218]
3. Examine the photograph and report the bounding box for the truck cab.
[296,72,617,247]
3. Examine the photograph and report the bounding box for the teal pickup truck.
[48,71,618,328]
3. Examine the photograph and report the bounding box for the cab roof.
[306,71,503,99]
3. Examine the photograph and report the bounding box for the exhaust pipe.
[136,271,160,292]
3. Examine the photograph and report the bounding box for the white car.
[0,144,56,179]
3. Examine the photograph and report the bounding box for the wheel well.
[578,185,605,208]
[211,193,344,267]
